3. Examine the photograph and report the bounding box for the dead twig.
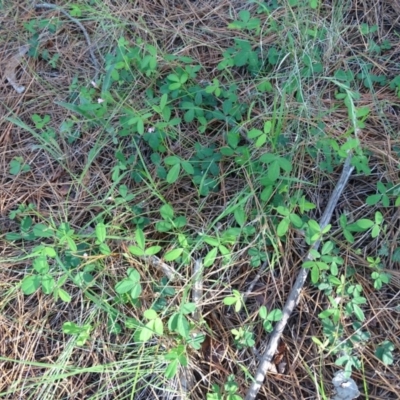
[245,154,354,400]
[141,255,182,282]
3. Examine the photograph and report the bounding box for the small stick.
[192,259,203,321]
[245,154,354,400]
[243,260,268,303]
[141,255,182,282]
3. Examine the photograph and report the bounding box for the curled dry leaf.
[273,341,288,375]
[4,45,30,94]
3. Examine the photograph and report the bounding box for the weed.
[2,0,400,398]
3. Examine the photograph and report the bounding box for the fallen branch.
[245,154,354,400]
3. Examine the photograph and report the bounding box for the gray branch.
[245,154,354,400]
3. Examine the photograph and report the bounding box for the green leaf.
[255,134,267,148]
[155,220,172,233]
[309,0,319,9]
[95,223,107,243]
[129,245,145,256]
[9,158,22,175]
[42,247,57,257]
[167,163,181,183]
[356,219,374,230]
[21,275,41,295]
[6,232,22,241]
[177,314,190,338]
[33,256,49,274]
[277,218,290,237]
[136,229,146,249]
[179,73,188,84]
[318,309,336,319]
[259,153,276,164]
[169,82,181,91]
[248,128,263,139]
[223,296,237,306]
[181,302,196,314]
[239,9,250,22]
[164,248,183,261]
[308,219,321,232]
[204,247,218,267]
[164,358,179,378]
[352,304,365,322]
[138,326,153,342]
[311,265,319,284]
[115,278,135,294]
[266,309,283,321]
[130,283,142,299]
[375,211,383,224]
[260,185,273,202]
[203,236,219,246]
[371,225,380,238]
[76,331,90,346]
[173,216,187,228]
[167,74,180,82]
[267,160,280,182]
[144,309,158,319]
[144,246,162,255]
[62,322,82,335]
[181,161,194,175]
[289,213,303,228]
[99,243,111,255]
[33,223,53,238]
[343,229,355,243]
[73,271,94,287]
[164,156,180,166]
[321,241,334,255]
[154,318,164,335]
[278,157,292,172]
[375,341,394,365]
[259,306,267,319]
[234,207,246,227]
[160,93,168,110]
[58,288,71,302]
[65,237,77,252]
[160,203,174,220]
[41,274,55,294]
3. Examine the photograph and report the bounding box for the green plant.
[258,306,283,333]
[200,228,240,267]
[20,247,71,302]
[375,341,395,366]
[136,309,164,341]
[231,326,255,350]
[115,268,142,300]
[223,289,244,312]
[207,375,243,400]
[62,321,93,346]
[164,344,188,379]
[367,257,391,290]
[340,211,385,244]
[9,157,30,175]
[127,228,161,257]
[168,302,196,339]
